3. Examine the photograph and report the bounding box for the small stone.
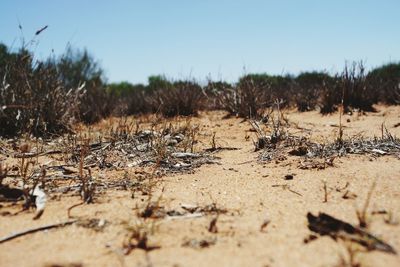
[284,174,294,180]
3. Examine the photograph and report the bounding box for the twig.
[357,180,377,228]
[13,150,62,158]
[288,188,303,196]
[208,216,219,233]
[166,213,204,220]
[46,174,77,180]
[67,202,84,218]
[237,160,253,165]
[272,184,303,196]
[0,219,77,244]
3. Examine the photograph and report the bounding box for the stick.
[272,184,303,196]
[357,180,377,227]
[0,219,77,244]
[288,188,303,196]
[68,202,84,218]
[166,213,204,220]
[323,181,328,203]
[13,150,62,158]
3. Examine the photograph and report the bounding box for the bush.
[341,61,376,112]
[295,72,332,111]
[57,47,112,123]
[367,63,400,105]
[108,77,207,118]
[320,62,376,114]
[3,36,400,135]
[235,75,268,118]
[216,75,266,118]
[145,76,204,117]
[0,44,78,136]
[107,82,148,116]
[266,75,294,108]
[203,81,233,110]
[319,76,341,114]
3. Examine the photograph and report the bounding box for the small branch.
[0,219,77,244]
[13,150,62,159]
[288,188,303,196]
[357,180,377,228]
[67,202,84,218]
[272,184,303,196]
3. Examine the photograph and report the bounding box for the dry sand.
[1,106,400,267]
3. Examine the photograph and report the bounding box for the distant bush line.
[0,42,399,137]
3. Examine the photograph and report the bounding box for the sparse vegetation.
[1,27,400,267]
[2,39,400,137]
[122,217,160,255]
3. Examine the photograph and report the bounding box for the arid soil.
[1,106,400,267]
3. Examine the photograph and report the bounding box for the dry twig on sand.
[0,220,77,244]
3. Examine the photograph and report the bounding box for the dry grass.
[122,217,160,255]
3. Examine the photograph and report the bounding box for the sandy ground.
[1,106,400,267]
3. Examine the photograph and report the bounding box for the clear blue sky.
[1,0,399,84]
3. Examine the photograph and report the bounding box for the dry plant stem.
[0,219,77,244]
[190,126,198,153]
[272,184,302,196]
[357,180,377,228]
[67,137,93,218]
[67,202,84,218]
[260,219,270,232]
[340,242,363,267]
[210,132,217,151]
[323,181,328,203]
[79,137,94,203]
[123,219,160,255]
[208,215,219,233]
[15,144,47,212]
[288,188,302,196]
[0,163,8,185]
[338,104,344,144]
